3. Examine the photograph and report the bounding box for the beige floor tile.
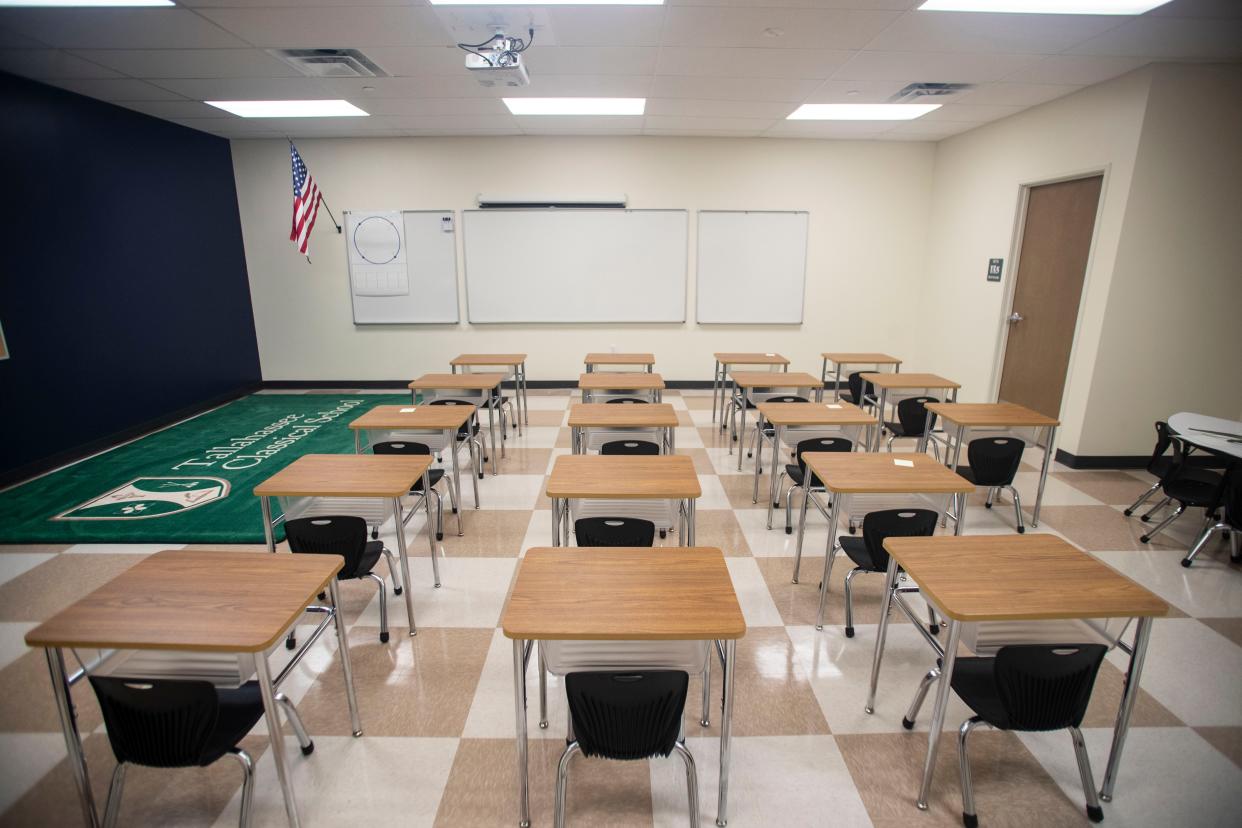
[494,448,555,475]
[0,648,103,733]
[522,411,571,427]
[1194,726,1242,768]
[0,553,148,622]
[1200,617,1242,648]
[1034,505,1201,552]
[1082,658,1183,728]
[716,475,766,511]
[0,545,69,556]
[656,510,750,557]
[1051,471,1157,506]
[412,511,532,558]
[754,556,918,629]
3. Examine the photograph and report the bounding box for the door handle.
[1007,312,1024,323]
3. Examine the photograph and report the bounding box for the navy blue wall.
[0,72,261,481]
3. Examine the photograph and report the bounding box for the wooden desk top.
[713,352,790,365]
[26,550,341,653]
[408,372,507,390]
[577,372,666,391]
[822,353,902,366]
[450,353,527,366]
[862,372,960,390]
[254,453,432,498]
[349,404,473,431]
[802,452,973,494]
[502,548,746,641]
[757,401,873,427]
[884,535,1169,622]
[546,454,701,499]
[729,370,821,388]
[926,402,1059,428]
[584,353,655,366]
[568,403,678,428]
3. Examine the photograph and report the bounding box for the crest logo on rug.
[54,477,230,521]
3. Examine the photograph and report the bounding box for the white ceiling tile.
[69,49,299,80]
[350,46,463,77]
[430,8,558,47]
[881,118,976,137]
[1001,54,1149,86]
[661,8,902,50]
[959,82,1082,107]
[505,74,652,97]
[144,77,332,101]
[655,46,847,79]
[197,6,451,48]
[649,74,821,101]
[831,50,1044,83]
[402,128,522,136]
[1149,0,1242,17]
[520,127,644,136]
[803,79,911,103]
[643,114,776,131]
[341,97,510,117]
[0,25,46,49]
[764,119,893,138]
[169,117,282,136]
[545,8,666,47]
[314,75,502,100]
[0,9,246,50]
[863,11,1124,55]
[114,99,223,120]
[245,118,407,138]
[1066,17,1242,59]
[645,97,794,118]
[379,114,520,131]
[514,114,645,131]
[667,0,917,7]
[0,49,119,79]
[45,77,186,102]
[643,129,766,138]
[919,102,1024,122]
[523,46,658,77]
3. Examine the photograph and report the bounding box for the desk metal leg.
[873,389,888,451]
[392,499,418,635]
[736,395,747,471]
[354,429,361,454]
[668,425,675,455]
[448,427,464,536]
[1101,616,1154,801]
[256,654,301,827]
[917,620,962,810]
[326,579,363,737]
[551,499,561,547]
[815,493,845,630]
[513,638,531,827]
[712,360,722,424]
[489,386,502,470]
[766,424,782,528]
[716,638,737,827]
[793,481,812,583]
[686,498,696,546]
[46,648,99,828]
[512,364,523,437]
[752,414,766,503]
[834,366,843,403]
[1033,425,1056,528]
[423,474,441,588]
[944,425,967,528]
[865,557,900,714]
[262,496,276,553]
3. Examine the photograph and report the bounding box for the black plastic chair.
[601,438,660,456]
[776,437,852,534]
[748,394,809,462]
[883,396,939,457]
[1126,421,1223,518]
[373,439,458,541]
[957,437,1026,533]
[575,517,657,547]
[1140,435,1227,544]
[605,397,650,405]
[285,515,395,644]
[952,644,1108,828]
[557,671,698,828]
[1182,465,1242,567]
[90,676,264,828]
[429,398,487,482]
[837,509,939,638]
[840,371,875,409]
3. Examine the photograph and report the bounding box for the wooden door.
[997,175,1103,419]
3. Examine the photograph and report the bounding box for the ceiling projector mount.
[458,28,534,88]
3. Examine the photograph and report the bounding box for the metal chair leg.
[843,567,862,638]
[927,603,940,635]
[773,470,787,509]
[228,748,256,828]
[430,488,444,541]
[1009,486,1025,534]
[902,667,939,729]
[380,547,403,596]
[102,761,127,828]
[784,482,800,535]
[673,740,702,828]
[1139,495,1171,522]
[984,487,996,509]
[1069,726,1104,823]
[538,642,549,729]
[959,718,983,828]
[1183,522,1227,567]
[554,741,582,828]
[274,692,314,756]
[367,572,389,643]
[1140,503,1185,543]
[446,475,463,536]
[1124,481,1160,516]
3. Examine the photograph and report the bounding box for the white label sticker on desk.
[400,407,417,413]
[826,404,842,409]
[893,459,915,467]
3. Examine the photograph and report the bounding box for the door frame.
[986,165,1112,419]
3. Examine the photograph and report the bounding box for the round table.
[1169,412,1242,461]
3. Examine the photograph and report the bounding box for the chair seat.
[785,464,804,485]
[839,536,875,570]
[335,540,384,580]
[884,421,913,437]
[410,468,445,491]
[948,657,1013,730]
[198,681,265,765]
[1164,470,1224,505]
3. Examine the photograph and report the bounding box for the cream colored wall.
[230,136,935,382]
[1077,64,1242,455]
[914,69,1154,455]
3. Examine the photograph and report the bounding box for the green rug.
[0,394,411,544]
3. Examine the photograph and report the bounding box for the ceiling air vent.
[270,49,389,79]
[889,82,974,102]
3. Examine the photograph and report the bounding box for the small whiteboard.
[345,210,459,324]
[696,210,808,324]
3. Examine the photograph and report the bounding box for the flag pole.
[288,137,341,234]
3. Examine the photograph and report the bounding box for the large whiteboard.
[463,209,687,323]
[345,210,459,324]
[696,210,808,324]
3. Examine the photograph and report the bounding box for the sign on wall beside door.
[986,258,1004,282]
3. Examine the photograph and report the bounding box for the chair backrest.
[372,440,431,456]
[861,508,939,572]
[993,644,1107,731]
[429,398,475,435]
[847,372,876,403]
[601,439,660,456]
[766,394,808,404]
[1147,421,1174,475]
[605,397,649,405]
[795,437,851,488]
[284,515,370,578]
[565,671,689,760]
[1225,466,1242,528]
[90,676,219,768]
[896,396,939,436]
[575,517,657,547]
[966,437,1024,486]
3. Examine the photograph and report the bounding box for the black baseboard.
[259,379,720,390]
[0,382,262,491]
[1054,450,1149,470]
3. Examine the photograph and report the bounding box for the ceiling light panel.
[504,97,646,115]
[787,103,941,120]
[205,100,369,118]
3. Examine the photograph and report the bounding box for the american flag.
[289,143,322,255]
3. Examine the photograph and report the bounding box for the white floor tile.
[462,629,569,740]
[522,396,571,411]
[688,409,717,428]
[0,734,69,814]
[673,427,704,449]
[1091,547,1242,618]
[704,447,750,476]
[694,475,733,511]
[0,553,54,587]
[521,511,555,555]
[501,427,561,449]
[63,543,185,555]
[354,557,516,629]
[0,622,38,671]
[735,507,832,558]
[474,474,546,510]
[724,558,784,627]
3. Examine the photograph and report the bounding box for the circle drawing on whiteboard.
[353,216,402,264]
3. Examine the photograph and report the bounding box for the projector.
[465,51,530,88]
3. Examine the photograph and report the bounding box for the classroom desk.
[752,401,875,527]
[821,353,902,402]
[26,550,361,828]
[545,454,701,546]
[254,453,437,635]
[873,535,1169,811]
[567,402,678,454]
[584,353,655,373]
[577,371,666,403]
[727,371,824,471]
[923,402,1060,528]
[408,372,507,475]
[860,372,960,451]
[349,403,477,532]
[450,353,529,433]
[502,547,747,828]
[711,352,790,425]
[1169,411,1242,461]
[796,452,973,630]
